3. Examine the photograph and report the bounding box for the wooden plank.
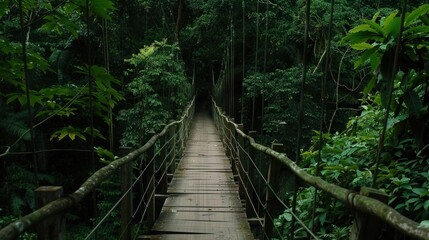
[140,233,252,240]
[155,210,248,222]
[146,112,253,239]
[151,220,250,234]
[163,194,243,208]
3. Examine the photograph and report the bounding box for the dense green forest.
[0,0,428,239]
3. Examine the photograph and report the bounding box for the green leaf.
[68,132,76,140]
[349,24,378,34]
[91,0,116,20]
[351,42,374,50]
[424,200,429,210]
[354,46,380,69]
[341,31,383,45]
[364,19,385,36]
[363,77,377,98]
[372,11,381,22]
[58,131,68,141]
[369,53,381,71]
[383,15,401,37]
[411,188,427,196]
[419,220,429,228]
[95,147,116,163]
[403,90,423,116]
[405,4,429,27]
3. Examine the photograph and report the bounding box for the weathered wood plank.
[142,112,253,240]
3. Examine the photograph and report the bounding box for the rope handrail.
[0,97,195,240]
[212,97,429,240]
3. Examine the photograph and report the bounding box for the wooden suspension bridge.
[141,111,253,239]
[1,98,429,240]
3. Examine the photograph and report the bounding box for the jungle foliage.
[0,0,428,239]
[0,0,191,238]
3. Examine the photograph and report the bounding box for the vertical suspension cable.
[19,0,39,187]
[226,43,230,116]
[231,9,235,119]
[261,0,268,135]
[251,0,260,130]
[311,0,334,233]
[241,0,245,123]
[372,0,407,188]
[291,0,311,239]
[102,19,114,151]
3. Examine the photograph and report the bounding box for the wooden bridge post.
[237,124,246,200]
[34,186,65,240]
[264,143,284,239]
[350,187,389,240]
[144,145,156,222]
[118,147,133,240]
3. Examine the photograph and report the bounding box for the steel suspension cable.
[241,0,246,123]
[102,18,114,151]
[291,0,311,239]
[261,0,269,135]
[251,0,260,130]
[224,121,319,239]
[18,0,39,187]
[311,0,334,234]
[229,7,233,117]
[372,0,407,188]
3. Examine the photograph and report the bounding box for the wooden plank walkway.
[140,111,253,240]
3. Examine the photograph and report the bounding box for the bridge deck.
[141,112,253,239]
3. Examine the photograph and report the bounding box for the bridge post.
[34,186,65,240]
[118,147,133,240]
[350,187,389,240]
[144,145,156,222]
[264,143,284,239]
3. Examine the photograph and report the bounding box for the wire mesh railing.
[212,97,429,240]
[0,97,195,240]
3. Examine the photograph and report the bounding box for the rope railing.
[0,97,195,240]
[212,97,429,240]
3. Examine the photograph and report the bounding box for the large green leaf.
[91,0,116,20]
[351,42,374,50]
[341,31,383,45]
[354,46,380,69]
[382,16,401,37]
[364,19,385,36]
[349,24,378,34]
[405,4,429,27]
